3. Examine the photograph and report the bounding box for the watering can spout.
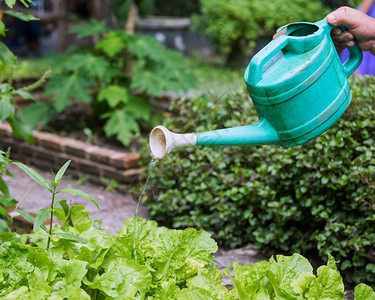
[195,119,279,147]
[149,126,197,159]
[149,119,279,158]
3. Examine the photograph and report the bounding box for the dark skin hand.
[326,6,375,55]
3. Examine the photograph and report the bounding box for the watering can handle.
[247,35,288,85]
[320,19,363,78]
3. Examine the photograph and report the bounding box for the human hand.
[326,6,375,55]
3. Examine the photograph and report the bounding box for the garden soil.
[4,163,354,298]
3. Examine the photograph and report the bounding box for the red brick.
[65,139,89,158]
[33,131,65,151]
[77,161,101,176]
[86,146,116,164]
[102,168,143,184]
[33,147,56,163]
[109,152,140,170]
[0,123,13,138]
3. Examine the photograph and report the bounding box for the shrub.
[144,75,375,285]
[193,0,330,62]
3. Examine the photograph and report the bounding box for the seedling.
[13,160,99,248]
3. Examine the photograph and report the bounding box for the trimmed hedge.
[145,75,375,285]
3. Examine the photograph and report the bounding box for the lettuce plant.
[0,209,373,298]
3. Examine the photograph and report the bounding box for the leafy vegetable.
[354,283,375,300]
[0,203,372,298]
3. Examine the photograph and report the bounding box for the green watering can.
[150,19,363,158]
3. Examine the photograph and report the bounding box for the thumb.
[326,6,362,29]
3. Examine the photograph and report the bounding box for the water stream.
[133,157,158,258]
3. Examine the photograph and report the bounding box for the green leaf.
[0,95,15,121]
[21,102,54,127]
[306,266,345,299]
[14,208,48,232]
[34,208,51,232]
[12,162,51,192]
[0,219,9,234]
[0,205,9,218]
[20,0,33,7]
[15,208,35,223]
[0,42,17,68]
[354,283,375,300]
[54,160,71,184]
[97,85,129,108]
[267,253,313,297]
[0,178,11,198]
[0,21,5,37]
[69,205,93,232]
[124,96,152,121]
[58,259,88,287]
[54,232,89,244]
[84,258,152,298]
[57,188,99,209]
[26,267,51,299]
[5,0,16,8]
[326,253,338,271]
[44,72,94,112]
[68,18,107,38]
[13,89,35,100]
[7,117,34,144]
[0,195,17,207]
[129,35,164,60]
[95,31,126,57]
[2,10,38,21]
[60,199,70,216]
[102,109,140,146]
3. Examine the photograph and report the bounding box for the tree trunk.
[124,1,138,34]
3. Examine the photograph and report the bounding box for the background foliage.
[24,21,195,146]
[193,0,330,62]
[144,75,375,285]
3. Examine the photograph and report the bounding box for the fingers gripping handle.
[321,19,363,78]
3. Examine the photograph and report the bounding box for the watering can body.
[150,19,363,158]
[242,19,363,147]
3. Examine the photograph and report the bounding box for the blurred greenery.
[193,0,330,63]
[0,55,56,80]
[5,55,246,96]
[187,57,245,95]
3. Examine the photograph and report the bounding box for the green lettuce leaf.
[354,283,375,300]
[84,258,151,298]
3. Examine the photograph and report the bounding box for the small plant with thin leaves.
[0,149,17,233]
[12,160,99,249]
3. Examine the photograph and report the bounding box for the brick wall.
[0,123,143,189]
